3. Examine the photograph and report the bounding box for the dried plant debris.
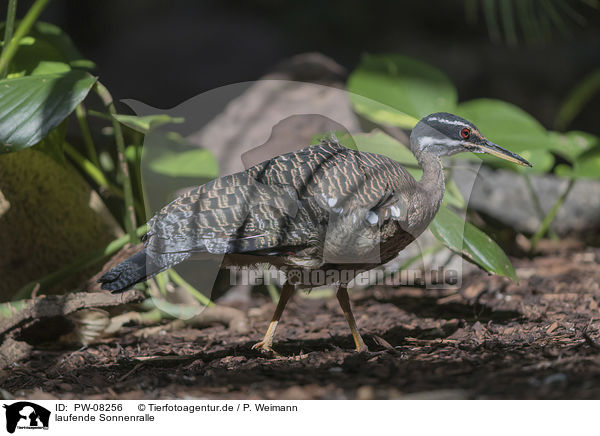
[2,247,600,399]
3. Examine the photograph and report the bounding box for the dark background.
[19,0,600,134]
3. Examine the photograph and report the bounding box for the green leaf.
[548,130,599,163]
[0,70,97,152]
[113,114,185,134]
[0,21,95,78]
[5,36,71,77]
[555,145,600,180]
[430,206,518,282]
[455,99,554,172]
[443,178,466,209]
[310,131,358,150]
[348,54,457,128]
[149,148,219,179]
[0,21,95,75]
[350,131,417,166]
[30,22,95,69]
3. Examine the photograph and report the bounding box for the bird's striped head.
[410,112,531,167]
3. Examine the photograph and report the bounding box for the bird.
[99,112,531,354]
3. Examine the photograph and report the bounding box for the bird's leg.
[336,285,369,352]
[252,281,295,355]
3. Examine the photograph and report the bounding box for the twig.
[582,330,600,352]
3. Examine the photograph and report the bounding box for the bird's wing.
[143,140,417,259]
[144,172,308,256]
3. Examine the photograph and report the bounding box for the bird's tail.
[98,249,164,293]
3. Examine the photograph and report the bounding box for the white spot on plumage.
[327,197,337,207]
[419,136,461,147]
[366,211,378,225]
[390,205,401,218]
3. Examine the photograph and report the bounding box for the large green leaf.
[430,205,518,282]
[149,148,219,179]
[0,70,97,152]
[455,99,553,172]
[348,54,457,128]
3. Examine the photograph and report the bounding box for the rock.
[453,162,600,236]
[0,149,122,300]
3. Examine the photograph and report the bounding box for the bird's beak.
[474,140,532,167]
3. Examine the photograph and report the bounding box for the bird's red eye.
[460,128,470,139]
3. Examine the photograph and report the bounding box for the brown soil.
[3,247,600,400]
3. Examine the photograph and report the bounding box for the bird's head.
[410,112,532,167]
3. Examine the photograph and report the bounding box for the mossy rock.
[0,149,122,301]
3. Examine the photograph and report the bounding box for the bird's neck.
[415,150,445,216]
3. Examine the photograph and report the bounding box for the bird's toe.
[252,341,280,357]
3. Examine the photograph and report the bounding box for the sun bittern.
[100,112,531,353]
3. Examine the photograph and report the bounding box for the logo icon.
[3,402,50,434]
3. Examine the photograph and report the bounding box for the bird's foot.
[252,341,281,357]
[356,343,370,353]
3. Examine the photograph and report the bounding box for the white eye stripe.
[428,117,472,129]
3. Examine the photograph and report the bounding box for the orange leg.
[336,285,369,352]
[252,281,295,354]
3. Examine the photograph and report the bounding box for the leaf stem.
[0,0,18,78]
[63,142,144,216]
[523,173,558,240]
[167,269,215,307]
[266,284,280,304]
[530,178,575,251]
[75,104,100,167]
[94,81,138,242]
[0,0,49,76]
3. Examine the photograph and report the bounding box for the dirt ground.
[2,245,600,400]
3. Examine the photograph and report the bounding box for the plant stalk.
[94,81,138,242]
[0,0,18,78]
[523,173,558,240]
[530,178,575,251]
[167,269,215,307]
[63,142,145,216]
[0,0,49,76]
[75,104,100,167]
[266,284,280,304]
